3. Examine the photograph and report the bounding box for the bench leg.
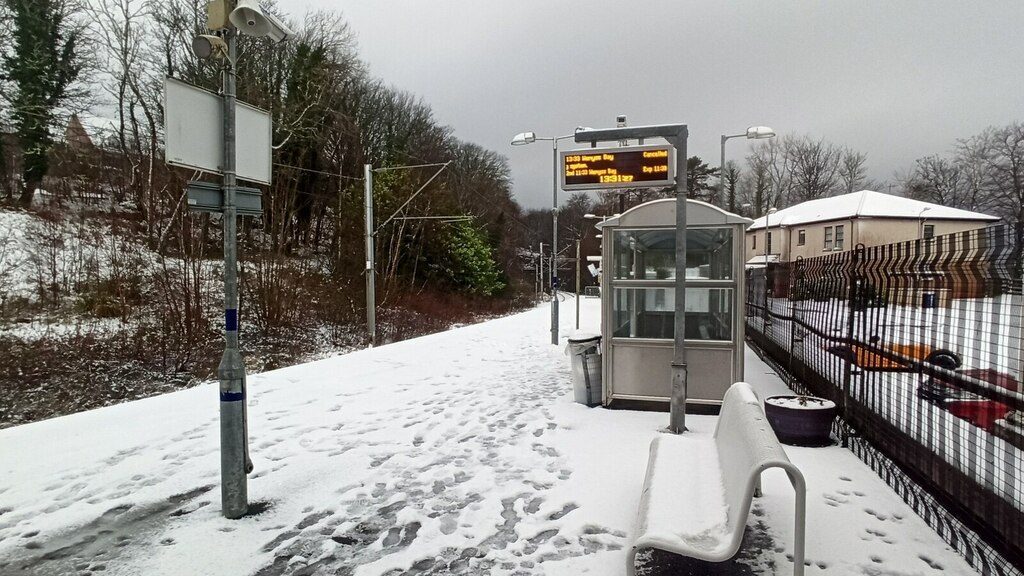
[625,546,639,576]
[791,472,807,576]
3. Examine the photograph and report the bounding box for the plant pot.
[764,395,837,447]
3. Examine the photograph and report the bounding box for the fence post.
[841,244,866,447]
[790,257,804,392]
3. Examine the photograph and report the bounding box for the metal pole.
[218,29,249,519]
[538,242,544,302]
[670,127,689,433]
[720,135,728,209]
[551,141,559,345]
[575,239,581,329]
[535,243,540,301]
[364,164,375,346]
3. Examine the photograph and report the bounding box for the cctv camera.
[263,12,295,43]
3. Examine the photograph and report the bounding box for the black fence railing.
[746,224,1024,575]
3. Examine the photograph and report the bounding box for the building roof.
[63,114,94,151]
[747,190,999,230]
[745,254,779,268]
[596,198,752,229]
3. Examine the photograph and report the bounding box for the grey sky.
[288,0,1023,209]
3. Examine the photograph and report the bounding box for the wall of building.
[745,218,994,263]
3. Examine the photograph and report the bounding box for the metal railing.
[746,224,1024,574]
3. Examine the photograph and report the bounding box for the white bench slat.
[636,436,730,554]
[627,382,807,576]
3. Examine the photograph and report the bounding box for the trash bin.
[565,334,602,406]
[922,292,936,308]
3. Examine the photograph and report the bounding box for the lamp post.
[720,126,776,210]
[511,131,576,345]
[192,0,294,519]
[918,206,932,239]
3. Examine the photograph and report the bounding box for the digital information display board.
[560,144,675,191]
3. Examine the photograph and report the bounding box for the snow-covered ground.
[0,298,976,575]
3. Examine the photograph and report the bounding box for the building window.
[798,230,806,246]
[923,224,935,239]
[824,226,833,251]
[767,232,773,254]
[752,235,756,250]
[834,225,844,250]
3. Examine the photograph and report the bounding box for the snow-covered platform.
[0,299,979,575]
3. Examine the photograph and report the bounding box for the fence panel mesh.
[746,224,1024,574]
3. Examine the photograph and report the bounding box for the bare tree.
[745,145,776,216]
[904,155,966,207]
[838,148,868,194]
[786,135,842,203]
[970,122,1024,245]
[748,137,792,212]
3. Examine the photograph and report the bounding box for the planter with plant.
[764,394,837,446]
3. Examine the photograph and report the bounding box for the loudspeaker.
[229,0,270,37]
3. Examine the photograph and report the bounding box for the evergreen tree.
[0,0,83,205]
[687,156,718,205]
[443,221,506,296]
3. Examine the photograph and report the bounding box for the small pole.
[575,238,581,329]
[364,164,375,346]
[551,141,559,345]
[218,28,249,519]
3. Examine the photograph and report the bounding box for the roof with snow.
[596,198,752,229]
[747,190,999,230]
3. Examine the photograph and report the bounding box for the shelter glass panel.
[612,229,734,281]
[611,287,733,340]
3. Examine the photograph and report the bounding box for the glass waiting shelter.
[595,199,751,408]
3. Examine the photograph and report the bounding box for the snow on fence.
[746,224,1024,576]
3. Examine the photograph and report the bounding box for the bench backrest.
[713,382,793,531]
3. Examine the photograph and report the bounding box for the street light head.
[511,132,537,146]
[746,126,776,139]
[192,34,228,60]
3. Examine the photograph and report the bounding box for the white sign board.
[164,77,272,185]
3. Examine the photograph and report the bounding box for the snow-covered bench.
[627,382,807,576]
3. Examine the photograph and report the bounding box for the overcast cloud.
[288,0,1023,209]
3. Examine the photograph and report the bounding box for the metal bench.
[627,382,807,575]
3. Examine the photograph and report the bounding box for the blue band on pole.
[225,309,238,331]
[220,391,245,402]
